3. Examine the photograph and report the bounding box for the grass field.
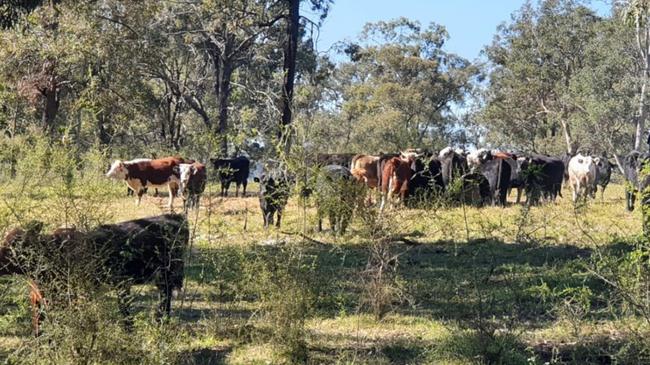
[0,179,646,364]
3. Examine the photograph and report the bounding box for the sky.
[314,0,612,61]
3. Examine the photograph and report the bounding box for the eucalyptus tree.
[481,0,602,155]
[334,17,478,153]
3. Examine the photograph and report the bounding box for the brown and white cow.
[175,162,207,211]
[379,152,418,211]
[106,156,190,210]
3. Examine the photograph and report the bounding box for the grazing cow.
[255,169,292,228]
[623,151,650,211]
[592,156,612,200]
[380,154,416,211]
[406,156,444,207]
[176,162,207,211]
[210,156,250,197]
[316,153,356,168]
[315,165,363,234]
[568,154,597,202]
[106,157,189,210]
[519,155,565,205]
[1,214,188,335]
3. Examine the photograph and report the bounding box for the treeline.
[0,0,648,164]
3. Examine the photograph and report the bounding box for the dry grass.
[0,180,644,364]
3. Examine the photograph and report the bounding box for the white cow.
[568,154,597,202]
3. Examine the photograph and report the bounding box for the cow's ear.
[191,165,198,175]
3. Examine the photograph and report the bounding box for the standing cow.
[106,156,190,210]
[255,168,292,228]
[1,214,188,335]
[379,153,417,211]
[592,156,612,200]
[176,162,207,211]
[568,154,597,202]
[623,151,650,211]
[519,155,565,205]
[210,156,250,197]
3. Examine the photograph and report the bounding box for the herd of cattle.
[3,147,650,335]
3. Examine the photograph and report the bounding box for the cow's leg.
[235,183,240,198]
[262,210,270,228]
[157,283,173,319]
[168,184,176,211]
[317,206,323,232]
[117,285,134,329]
[600,185,606,201]
[136,189,145,205]
[242,180,248,197]
[276,208,283,228]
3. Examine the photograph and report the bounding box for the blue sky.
[314,0,611,61]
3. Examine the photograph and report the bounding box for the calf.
[176,162,207,211]
[106,156,189,210]
[255,169,291,228]
[1,214,188,335]
[210,156,250,197]
[568,154,597,202]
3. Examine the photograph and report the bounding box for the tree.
[622,0,650,151]
[332,18,477,153]
[480,0,602,154]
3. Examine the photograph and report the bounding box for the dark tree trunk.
[41,88,59,135]
[216,63,232,156]
[278,0,300,151]
[97,112,111,145]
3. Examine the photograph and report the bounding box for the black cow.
[519,155,565,205]
[255,169,291,228]
[407,157,444,207]
[1,214,188,334]
[210,156,250,197]
[478,158,512,206]
[315,165,363,234]
[438,147,468,187]
[623,151,650,211]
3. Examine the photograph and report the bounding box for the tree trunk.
[635,67,649,151]
[559,119,575,154]
[216,62,232,156]
[41,88,59,135]
[278,0,300,153]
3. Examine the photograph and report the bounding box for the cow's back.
[128,157,183,185]
[92,214,188,288]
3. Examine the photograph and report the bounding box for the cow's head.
[400,150,419,170]
[438,147,455,160]
[106,160,127,180]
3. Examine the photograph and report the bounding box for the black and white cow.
[255,167,292,228]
